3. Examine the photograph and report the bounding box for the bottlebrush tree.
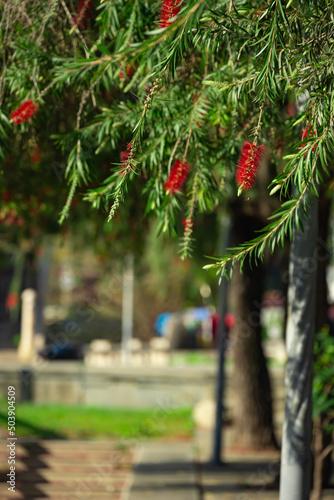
[2,0,332,270]
[3,0,333,268]
[2,2,334,496]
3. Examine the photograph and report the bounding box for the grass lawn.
[169,351,217,366]
[0,398,194,440]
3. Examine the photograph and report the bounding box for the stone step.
[0,486,123,500]
[1,459,131,472]
[0,439,133,500]
[0,440,130,450]
[0,448,132,460]
[4,470,129,482]
[0,477,129,498]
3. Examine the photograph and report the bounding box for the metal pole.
[211,215,230,464]
[279,193,318,500]
[121,254,134,365]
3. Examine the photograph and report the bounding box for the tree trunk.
[279,193,318,500]
[230,213,277,448]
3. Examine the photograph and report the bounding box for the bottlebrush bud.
[301,125,316,152]
[73,0,93,27]
[164,159,190,194]
[159,0,181,29]
[10,101,38,125]
[235,142,264,193]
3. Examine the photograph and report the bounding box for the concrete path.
[127,430,334,500]
[128,440,200,500]
[1,435,333,499]
[0,439,133,500]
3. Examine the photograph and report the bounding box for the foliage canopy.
[1,0,334,275]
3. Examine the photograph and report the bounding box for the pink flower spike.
[182,218,194,236]
[10,101,39,125]
[164,159,190,194]
[119,143,133,175]
[159,0,181,29]
[73,0,93,27]
[301,125,316,152]
[235,142,264,194]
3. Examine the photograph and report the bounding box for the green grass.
[0,398,194,440]
[169,351,217,366]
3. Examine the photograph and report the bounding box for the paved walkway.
[0,439,133,499]
[128,440,200,500]
[1,434,333,499]
[128,430,334,500]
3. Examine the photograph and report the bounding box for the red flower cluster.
[301,125,316,152]
[5,292,19,311]
[73,0,93,27]
[182,218,193,235]
[159,0,181,29]
[235,142,264,191]
[10,101,38,125]
[120,142,133,165]
[164,159,190,194]
[119,143,133,175]
[119,60,135,79]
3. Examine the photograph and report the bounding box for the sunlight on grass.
[0,398,193,440]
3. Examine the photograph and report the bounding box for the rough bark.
[279,194,318,500]
[230,212,277,449]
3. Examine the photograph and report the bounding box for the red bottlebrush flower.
[182,217,193,230]
[6,292,19,310]
[126,63,135,78]
[235,142,264,192]
[164,159,190,194]
[10,101,39,125]
[119,59,135,80]
[182,217,193,236]
[120,142,132,165]
[73,0,93,27]
[31,145,42,163]
[159,0,181,29]
[119,143,133,175]
[120,150,128,163]
[301,125,316,152]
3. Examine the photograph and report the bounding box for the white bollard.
[18,289,36,363]
[85,339,113,368]
[127,338,143,366]
[149,337,170,366]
